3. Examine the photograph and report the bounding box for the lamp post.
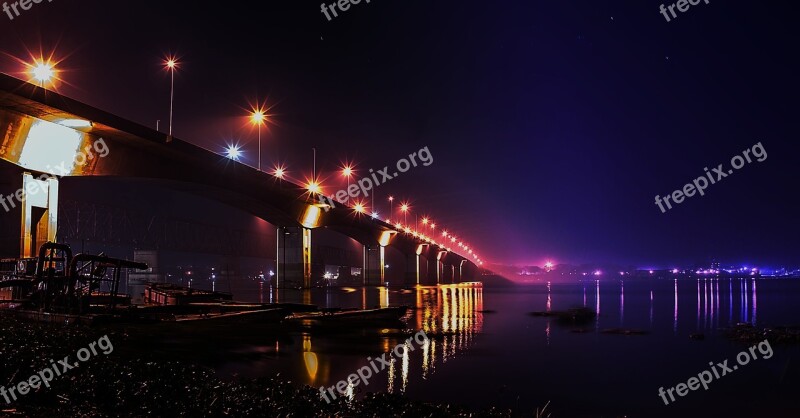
[250,108,266,171]
[342,165,353,203]
[165,58,178,137]
[388,196,394,222]
[400,203,409,226]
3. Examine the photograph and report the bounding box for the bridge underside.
[0,74,479,287]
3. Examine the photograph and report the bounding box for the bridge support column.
[363,244,384,286]
[457,260,467,283]
[20,173,59,258]
[436,251,448,285]
[405,253,416,285]
[406,244,429,286]
[277,226,312,288]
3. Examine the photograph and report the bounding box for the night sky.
[1,1,798,266]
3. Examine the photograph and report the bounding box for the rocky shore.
[0,315,511,417]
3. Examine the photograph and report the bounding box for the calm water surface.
[182,278,800,417]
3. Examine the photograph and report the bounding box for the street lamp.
[225,144,242,161]
[307,180,321,194]
[388,196,394,222]
[342,165,354,202]
[400,202,409,225]
[354,201,366,213]
[30,61,55,87]
[250,108,266,171]
[273,165,286,179]
[164,57,178,136]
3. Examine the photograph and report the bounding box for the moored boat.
[285,306,409,325]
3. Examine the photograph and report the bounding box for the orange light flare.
[306,179,322,195]
[250,108,267,126]
[442,231,448,237]
[341,164,354,178]
[17,49,68,89]
[353,201,366,214]
[400,203,409,212]
[240,99,278,128]
[422,217,429,226]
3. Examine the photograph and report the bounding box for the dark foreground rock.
[0,315,510,417]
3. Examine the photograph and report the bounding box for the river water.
[184,278,800,417]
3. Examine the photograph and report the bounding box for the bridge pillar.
[457,259,468,283]
[19,172,59,258]
[277,226,312,288]
[406,243,429,286]
[363,244,384,285]
[436,251,448,285]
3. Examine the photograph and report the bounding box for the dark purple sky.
[1,1,798,266]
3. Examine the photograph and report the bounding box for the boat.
[285,306,409,326]
[1,242,297,328]
[170,307,289,325]
[144,282,233,306]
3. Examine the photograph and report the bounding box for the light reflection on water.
[213,283,484,397]
[206,277,790,414]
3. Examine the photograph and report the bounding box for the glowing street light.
[272,165,286,179]
[400,202,409,225]
[225,144,242,161]
[354,202,366,213]
[341,165,355,201]
[250,107,267,171]
[422,217,429,226]
[388,196,394,222]
[307,180,321,194]
[164,57,179,136]
[30,61,55,87]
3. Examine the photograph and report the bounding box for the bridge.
[0,73,482,289]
